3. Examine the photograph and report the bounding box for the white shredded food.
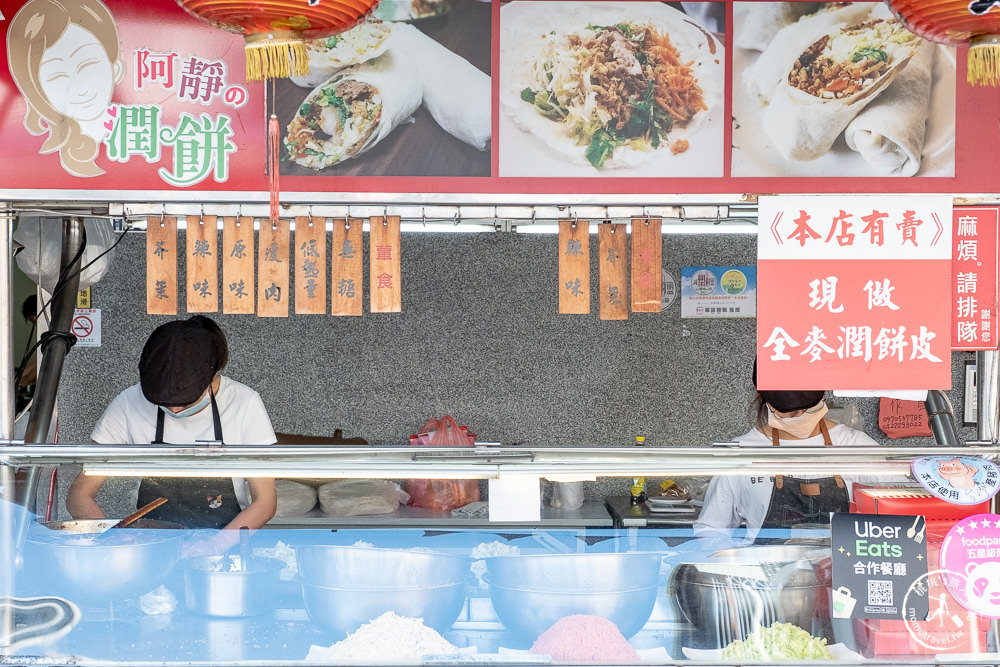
[253,540,298,580]
[469,541,520,584]
[307,611,459,661]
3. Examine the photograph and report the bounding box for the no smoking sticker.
[72,309,101,348]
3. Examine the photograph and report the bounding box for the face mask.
[767,401,828,439]
[162,390,211,419]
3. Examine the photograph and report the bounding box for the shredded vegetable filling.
[286,80,383,169]
[789,19,917,99]
[521,22,705,168]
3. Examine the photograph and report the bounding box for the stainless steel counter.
[265,500,614,529]
[605,496,701,528]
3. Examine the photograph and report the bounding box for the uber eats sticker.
[831,512,929,620]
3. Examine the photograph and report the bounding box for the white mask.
[161,390,211,419]
[767,401,828,439]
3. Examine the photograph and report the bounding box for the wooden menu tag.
[630,218,662,312]
[598,223,627,320]
[558,220,590,314]
[222,216,255,314]
[185,215,218,313]
[257,218,290,318]
[294,215,327,314]
[146,215,177,315]
[370,215,401,313]
[331,218,363,316]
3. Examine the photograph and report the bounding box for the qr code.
[867,579,893,606]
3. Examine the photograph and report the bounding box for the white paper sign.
[488,478,541,522]
[72,309,101,347]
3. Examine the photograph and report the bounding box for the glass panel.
[2,459,998,665]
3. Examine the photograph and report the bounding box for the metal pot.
[182,555,285,617]
[485,552,663,643]
[25,519,184,603]
[667,545,827,649]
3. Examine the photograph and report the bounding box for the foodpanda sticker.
[940,514,1000,618]
[911,456,1000,505]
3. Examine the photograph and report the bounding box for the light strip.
[85,464,497,479]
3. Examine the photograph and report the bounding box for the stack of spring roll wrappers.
[286,21,490,168]
[737,2,940,176]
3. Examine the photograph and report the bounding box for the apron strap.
[151,387,224,445]
[775,474,783,489]
[820,420,832,446]
[772,428,781,447]
[834,474,845,488]
[154,407,165,445]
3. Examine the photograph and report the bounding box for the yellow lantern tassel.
[968,35,1000,86]
[244,32,309,82]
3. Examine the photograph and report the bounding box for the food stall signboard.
[756,195,953,391]
[951,207,999,351]
[831,512,929,620]
[3,0,1000,201]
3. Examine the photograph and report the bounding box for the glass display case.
[2,443,998,665]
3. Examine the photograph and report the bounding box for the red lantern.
[176,0,381,81]
[887,0,1000,85]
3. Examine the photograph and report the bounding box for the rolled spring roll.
[285,52,422,169]
[289,22,393,88]
[844,42,936,176]
[389,23,491,150]
[742,2,875,103]
[735,2,822,52]
[762,17,921,161]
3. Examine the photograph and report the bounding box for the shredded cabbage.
[720,622,834,661]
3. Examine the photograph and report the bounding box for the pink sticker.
[940,513,1000,618]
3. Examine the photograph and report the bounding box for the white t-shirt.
[693,423,880,540]
[90,376,276,508]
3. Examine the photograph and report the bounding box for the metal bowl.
[182,555,285,617]
[296,544,471,588]
[667,545,828,649]
[301,581,467,637]
[485,553,663,643]
[25,519,184,603]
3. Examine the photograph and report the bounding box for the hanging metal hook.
[571,211,578,229]
[421,207,427,228]
[453,210,460,227]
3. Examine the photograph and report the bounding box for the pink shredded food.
[528,615,641,662]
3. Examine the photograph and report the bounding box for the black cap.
[752,358,825,413]
[139,317,220,406]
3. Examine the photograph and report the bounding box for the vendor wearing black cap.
[67,316,277,536]
[693,362,879,541]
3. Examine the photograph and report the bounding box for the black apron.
[761,421,850,529]
[136,392,242,529]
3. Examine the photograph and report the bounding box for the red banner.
[1,1,998,200]
[757,195,953,391]
[952,207,999,351]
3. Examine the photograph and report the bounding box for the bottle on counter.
[634,435,646,446]
[629,476,647,504]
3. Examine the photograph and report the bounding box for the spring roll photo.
[742,2,876,103]
[388,23,491,150]
[844,42,936,176]
[290,22,393,88]
[285,52,422,169]
[735,2,821,52]
[762,16,921,162]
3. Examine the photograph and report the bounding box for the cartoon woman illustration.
[7,0,125,177]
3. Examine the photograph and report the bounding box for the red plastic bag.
[406,416,480,512]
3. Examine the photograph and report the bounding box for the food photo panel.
[731,1,956,178]
[276,0,491,178]
[498,1,725,178]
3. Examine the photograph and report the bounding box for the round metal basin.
[296,544,471,588]
[301,581,467,637]
[485,552,663,643]
[26,519,184,603]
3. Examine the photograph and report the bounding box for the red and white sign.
[757,195,953,391]
[952,208,999,351]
